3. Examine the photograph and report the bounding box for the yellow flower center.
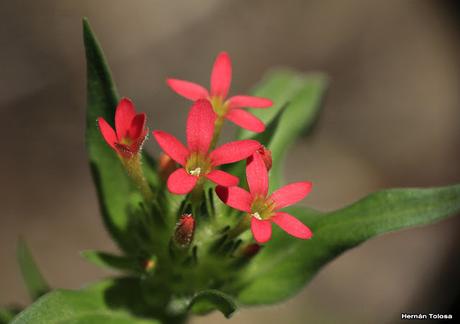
[119,136,133,146]
[210,96,229,117]
[185,152,212,177]
[250,196,276,220]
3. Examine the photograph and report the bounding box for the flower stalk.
[209,115,225,149]
[226,213,251,240]
[121,153,154,202]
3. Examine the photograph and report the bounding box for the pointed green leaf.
[81,250,142,274]
[0,310,13,324]
[83,18,159,253]
[189,290,237,318]
[232,71,328,190]
[17,240,50,301]
[237,69,310,140]
[231,184,460,305]
[264,74,327,190]
[0,307,20,324]
[12,278,160,324]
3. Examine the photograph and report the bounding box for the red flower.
[216,152,313,243]
[167,52,273,133]
[153,99,260,194]
[97,98,148,158]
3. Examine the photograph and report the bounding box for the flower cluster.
[97,52,313,244]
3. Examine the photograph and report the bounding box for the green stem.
[190,180,205,217]
[122,153,154,202]
[204,189,214,219]
[191,182,203,204]
[209,116,225,150]
[227,213,251,240]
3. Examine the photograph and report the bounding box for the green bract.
[6,18,460,324]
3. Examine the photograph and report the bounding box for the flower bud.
[258,145,272,170]
[143,257,156,273]
[240,243,261,258]
[158,153,177,181]
[174,214,195,248]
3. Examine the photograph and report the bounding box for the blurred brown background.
[1,1,460,323]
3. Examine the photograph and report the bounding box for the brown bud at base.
[174,214,195,248]
[258,145,272,170]
[241,243,261,258]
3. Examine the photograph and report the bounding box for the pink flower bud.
[258,145,272,170]
[174,214,195,248]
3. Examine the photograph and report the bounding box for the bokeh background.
[1,1,460,323]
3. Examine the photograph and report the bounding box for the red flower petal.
[128,113,146,140]
[206,170,239,187]
[167,168,198,194]
[115,98,136,139]
[272,212,313,239]
[210,52,232,98]
[215,186,252,212]
[166,79,209,101]
[251,217,272,243]
[97,117,117,149]
[228,95,273,109]
[129,128,148,154]
[246,152,269,197]
[153,131,189,166]
[270,182,313,210]
[225,109,265,133]
[209,140,260,166]
[186,99,216,153]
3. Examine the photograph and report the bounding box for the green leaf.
[231,184,460,305]
[80,250,142,274]
[233,70,328,190]
[83,18,159,253]
[237,69,311,140]
[0,310,13,324]
[264,74,327,190]
[17,240,50,301]
[0,307,20,324]
[11,278,160,324]
[189,290,237,318]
